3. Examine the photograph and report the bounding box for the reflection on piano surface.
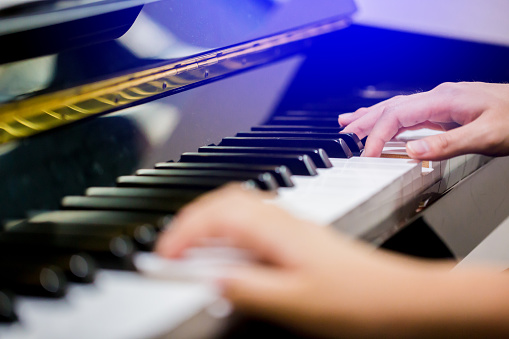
[1,0,509,338]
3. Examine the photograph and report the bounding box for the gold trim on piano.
[381,152,430,168]
[0,17,350,144]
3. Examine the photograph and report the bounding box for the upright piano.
[1,1,509,338]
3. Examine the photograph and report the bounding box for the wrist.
[373,264,509,338]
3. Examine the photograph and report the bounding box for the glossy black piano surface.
[1,0,509,337]
[0,0,358,219]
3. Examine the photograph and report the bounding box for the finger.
[155,185,315,266]
[341,111,379,139]
[342,95,416,135]
[338,95,401,128]
[338,107,369,127]
[360,109,404,157]
[360,92,446,157]
[155,195,260,257]
[395,121,447,135]
[389,122,446,141]
[405,120,489,160]
[221,265,301,315]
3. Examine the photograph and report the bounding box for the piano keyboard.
[0,110,490,338]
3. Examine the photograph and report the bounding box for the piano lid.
[0,0,356,144]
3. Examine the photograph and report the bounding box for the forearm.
[368,264,509,338]
[156,185,509,338]
[230,236,509,338]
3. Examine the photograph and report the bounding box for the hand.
[156,185,396,337]
[155,185,509,338]
[339,82,509,160]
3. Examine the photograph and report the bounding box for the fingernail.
[337,116,344,128]
[407,140,430,155]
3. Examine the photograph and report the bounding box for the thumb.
[406,124,478,160]
[220,265,299,315]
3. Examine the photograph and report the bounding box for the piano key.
[0,289,17,323]
[87,186,206,200]
[0,233,136,271]
[154,163,295,187]
[117,175,265,191]
[5,269,220,339]
[29,210,172,230]
[0,262,67,298]
[251,125,342,133]
[235,131,364,155]
[49,253,96,284]
[62,196,187,215]
[265,116,339,126]
[278,111,346,117]
[218,137,352,159]
[0,252,95,284]
[10,221,158,251]
[274,157,424,230]
[198,146,332,168]
[0,0,457,337]
[179,152,318,176]
[136,169,280,190]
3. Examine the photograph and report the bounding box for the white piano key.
[0,144,491,339]
[134,248,255,282]
[1,271,220,339]
[272,157,423,232]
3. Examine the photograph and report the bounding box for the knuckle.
[350,123,369,138]
[354,107,368,115]
[433,82,461,96]
[435,133,451,150]
[221,182,242,193]
[380,105,400,125]
[381,104,395,115]
[382,95,404,108]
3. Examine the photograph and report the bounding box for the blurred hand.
[339,82,509,160]
[155,184,464,338]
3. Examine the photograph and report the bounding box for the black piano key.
[251,125,342,133]
[154,163,294,187]
[235,131,364,155]
[198,146,332,168]
[0,289,17,323]
[11,221,158,251]
[29,210,172,230]
[265,116,339,126]
[117,175,262,191]
[0,262,67,298]
[218,137,352,159]
[0,233,136,271]
[52,253,96,284]
[135,169,280,191]
[279,111,345,117]
[87,187,206,200]
[62,196,187,215]
[0,252,95,284]
[179,152,318,176]
[42,253,95,284]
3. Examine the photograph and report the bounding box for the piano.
[1,0,509,338]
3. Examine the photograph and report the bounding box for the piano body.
[1,0,509,337]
